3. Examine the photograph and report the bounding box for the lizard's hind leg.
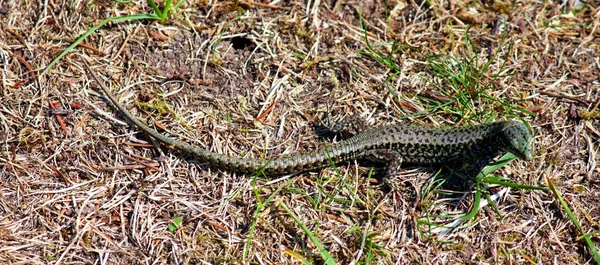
[362,149,406,190]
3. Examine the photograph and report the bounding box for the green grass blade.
[429,151,544,238]
[546,177,600,263]
[173,0,186,9]
[322,140,366,206]
[460,187,482,221]
[484,191,503,219]
[243,178,296,261]
[478,152,547,191]
[481,178,547,192]
[478,152,516,177]
[42,13,158,76]
[162,0,173,20]
[147,0,162,16]
[279,199,337,265]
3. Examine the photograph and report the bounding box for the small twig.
[126,142,154,148]
[239,0,282,9]
[206,220,230,233]
[72,113,90,133]
[46,163,72,185]
[49,100,71,136]
[421,90,451,103]
[77,43,107,56]
[121,154,161,171]
[70,102,84,109]
[249,100,278,125]
[49,109,73,115]
[9,51,36,85]
[149,31,169,41]
[538,90,595,104]
[325,213,347,224]
[101,164,160,171]
[591,96,600,113]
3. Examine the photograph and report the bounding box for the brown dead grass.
[1,0,599,264]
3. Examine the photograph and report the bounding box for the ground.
[1,0,599,264]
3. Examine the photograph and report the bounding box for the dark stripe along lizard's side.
[84,62,534,175]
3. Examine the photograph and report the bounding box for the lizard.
[83,61,534,176]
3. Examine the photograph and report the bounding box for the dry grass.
[1,0,599,264]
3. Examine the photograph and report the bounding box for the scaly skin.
[84,62,534,175]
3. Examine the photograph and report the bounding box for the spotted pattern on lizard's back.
[84,61,534,176]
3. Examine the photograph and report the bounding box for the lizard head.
[502,120,534,161]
